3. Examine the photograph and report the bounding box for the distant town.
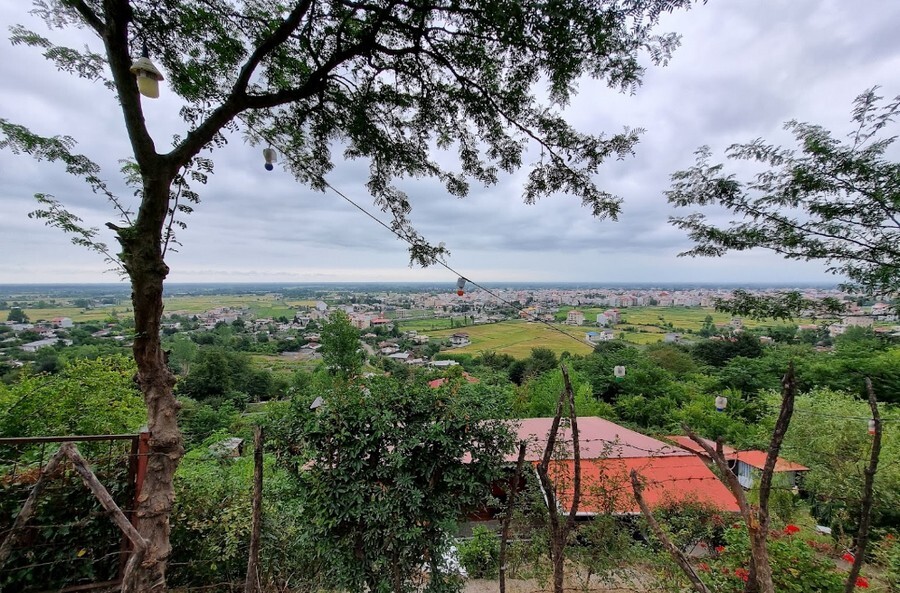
[2,283,898,376]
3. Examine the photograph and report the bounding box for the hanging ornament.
[129,43,164,99]
[868,418,877,435]
[715,395,728,412]
[613,365,626,381]
[456,276,467,296]
[263,147,277,171]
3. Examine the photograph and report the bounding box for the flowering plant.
[696,524,846,593]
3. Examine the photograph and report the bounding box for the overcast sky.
[1,1,899,285]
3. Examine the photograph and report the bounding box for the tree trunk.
[120,174,184,593]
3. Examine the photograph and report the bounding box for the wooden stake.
[245,426,264,593]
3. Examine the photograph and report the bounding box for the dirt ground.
[463,569,657,593]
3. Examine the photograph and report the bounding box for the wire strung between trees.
[241,120,598,353]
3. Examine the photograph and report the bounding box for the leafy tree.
[320,310,364,379]
[281,378,512,593]
[763,388,900,536]
[0,355,145,438]
[668,89,900,317]
[6,308,28,323]
[691,332,763,368]
[0,0,694,587]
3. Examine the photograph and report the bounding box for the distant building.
[596,313,609,327]
[450,333,470,346]
[566,310,585,326]
[663,333,682,343]
[21,338,73,352]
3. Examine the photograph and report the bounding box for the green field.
[430,320,593,358]
[396,318,461,332]
[11,306,120,323]
[9,295,319,324]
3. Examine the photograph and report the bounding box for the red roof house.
[515,418,739,515]
[666,435,809,490]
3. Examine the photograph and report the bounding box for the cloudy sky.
[1,1,899,285]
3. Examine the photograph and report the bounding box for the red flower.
[784,524,800,535]
[842,552,855,563]
[715,545,725,554]
[735,568,750,582]
[698,562,710,572]
[856,576,869,588]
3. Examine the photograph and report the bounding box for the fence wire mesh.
[0,435,142,593]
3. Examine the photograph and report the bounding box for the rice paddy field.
[9,295,317,323]
[428,320,593,358]
[424,307,820,358]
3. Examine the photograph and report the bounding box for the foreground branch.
[630,470,711,593]
[844,379,882,593]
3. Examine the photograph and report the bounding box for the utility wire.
[243,121,596,353]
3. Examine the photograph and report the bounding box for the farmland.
[428,320,593,358]
[7,294,318,324]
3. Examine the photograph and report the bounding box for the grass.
[12,306,119,323]
[396,318,460,332]
[430,320,592,359]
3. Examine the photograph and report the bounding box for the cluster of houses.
[2,317,77,356]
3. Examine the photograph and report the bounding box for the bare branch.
[630,469,712,593]
[843,379,882,593]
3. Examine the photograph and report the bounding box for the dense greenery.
[1,311,898,591]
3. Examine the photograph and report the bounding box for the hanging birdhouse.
[868,418,877,435]
[715,395,728,412]
[129,46,164,99]
[613,365,626,381]
[263,147,277,171]
[456,277,466,296]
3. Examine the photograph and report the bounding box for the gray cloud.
[1,0,898,283]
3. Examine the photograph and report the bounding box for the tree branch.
[232,0,314,95]
[630,469,712,593]
[62,0,106,35]
[843,379,882,593]
[99,0,158,169]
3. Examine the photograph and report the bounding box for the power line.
[241,122,597,353]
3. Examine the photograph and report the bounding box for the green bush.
[457,526,500,579]
[698,524,847,593]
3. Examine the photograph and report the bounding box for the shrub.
[458,526,500,579]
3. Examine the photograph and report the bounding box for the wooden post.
[245,426,264,593]
[499,442,527,593]
[0,442,149,593]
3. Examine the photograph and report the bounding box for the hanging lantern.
[129,43,164,99]
[868,418,877,435]
[263,147,277,171]
[613,365,626,381]
[456,276,466,296]
[715,395,728,412]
